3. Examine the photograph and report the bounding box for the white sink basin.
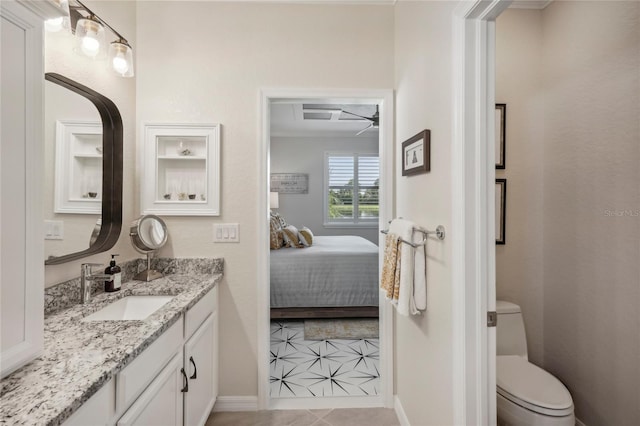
[82,296,174,321]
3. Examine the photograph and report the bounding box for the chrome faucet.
[80,263,114,304]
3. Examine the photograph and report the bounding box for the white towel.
[388,218,426,316]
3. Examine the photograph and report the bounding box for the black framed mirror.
[44,73,123,265]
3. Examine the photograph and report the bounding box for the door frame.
[451,1,511,425]
[257,88,394,410]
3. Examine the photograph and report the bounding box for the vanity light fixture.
[75,15,105,58]
[45,0,135,77]
[44,0,71,33]
[108,39,134,77]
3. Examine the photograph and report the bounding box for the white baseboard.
[394,395,410,426]
[213,396,259,412]
[575,418,586,426]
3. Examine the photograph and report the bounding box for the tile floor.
[270,321,380,397]
[205,408,400,426]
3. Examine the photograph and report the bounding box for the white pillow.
[298,226,314,247]
[282,224,302,248]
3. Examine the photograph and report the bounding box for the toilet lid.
[497,356,573,417]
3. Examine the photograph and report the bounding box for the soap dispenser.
[105,254,122,292]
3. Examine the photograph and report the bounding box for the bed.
[270,235,379,319]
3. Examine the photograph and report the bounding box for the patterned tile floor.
[270,321,380,398]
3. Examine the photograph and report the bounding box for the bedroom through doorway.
[260,91,394,409]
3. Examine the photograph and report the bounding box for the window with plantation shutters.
[325,153,379,225]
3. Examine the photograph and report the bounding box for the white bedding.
[270,235,379,308]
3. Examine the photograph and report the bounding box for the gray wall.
[542,2,639,424]
[497,3,640,424]
[271,136,379,243]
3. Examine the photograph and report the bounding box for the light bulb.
[112,53,129,75]
[44,0,70,33]
[45,17,64,32]
[81,35,100,57]
[75,17,105,58]
[108,40,134,77]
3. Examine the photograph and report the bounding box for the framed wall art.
[401,129,430,176]
[496,178,507,245]
[496,103,506,169]
[270,173,309,194]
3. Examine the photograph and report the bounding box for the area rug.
[304,318,379,340]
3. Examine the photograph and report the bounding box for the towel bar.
[380,224,445,247]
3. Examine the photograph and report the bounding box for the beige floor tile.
[256,409,320,426]
[207,408,400,426]
[206,410,319,426]
[322,407,400,426]
[205,410,260,426]
[307,409,333,419]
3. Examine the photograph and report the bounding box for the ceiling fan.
[341,105,379,136]
[301,104,380,136]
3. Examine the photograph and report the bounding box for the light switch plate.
[213,223,239,243]
[44,220,64,240]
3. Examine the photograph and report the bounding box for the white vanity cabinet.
[117,353,185,426]
[183,296,219,426]
[61,286,218,426]
[0,0,62,379]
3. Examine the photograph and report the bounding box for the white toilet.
[496,301,575,426]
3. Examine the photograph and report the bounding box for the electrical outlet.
[213,223,239,243]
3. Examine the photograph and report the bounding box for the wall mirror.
[44,73,123,265]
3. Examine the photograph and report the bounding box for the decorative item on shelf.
[402,129,430,176]
[45,0,134,77]
[88,192,97,198]
[188,194,196,200]
[177,140,191,156]
[95,146,103,155]
[178,192,187,201]
[496,178,507,245]
[495,103,506,169]
[163,193,171,200]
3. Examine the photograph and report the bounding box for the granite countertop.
[0,260,223,426]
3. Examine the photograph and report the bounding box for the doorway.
[451,0,511,425]
[258,89,394,410]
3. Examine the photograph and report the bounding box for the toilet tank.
[496,300,528,359]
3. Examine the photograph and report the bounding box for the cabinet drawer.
[63,378,115,426]
[184,286,217,339]
[117,318,183,412]
[117,353,183,426]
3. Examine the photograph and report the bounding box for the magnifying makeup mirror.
[130,214,168,281]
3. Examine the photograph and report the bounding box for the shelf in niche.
[157,155,206,161]
[142,123,220,216]
[55,120,103,214]
[73,154,103,159]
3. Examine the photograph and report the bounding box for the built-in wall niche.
[142,124,220,216]
[54,120,102,214]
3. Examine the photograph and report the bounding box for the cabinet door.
[117,353,184,426]
[0,0,45,379]
[184,313,217,426]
